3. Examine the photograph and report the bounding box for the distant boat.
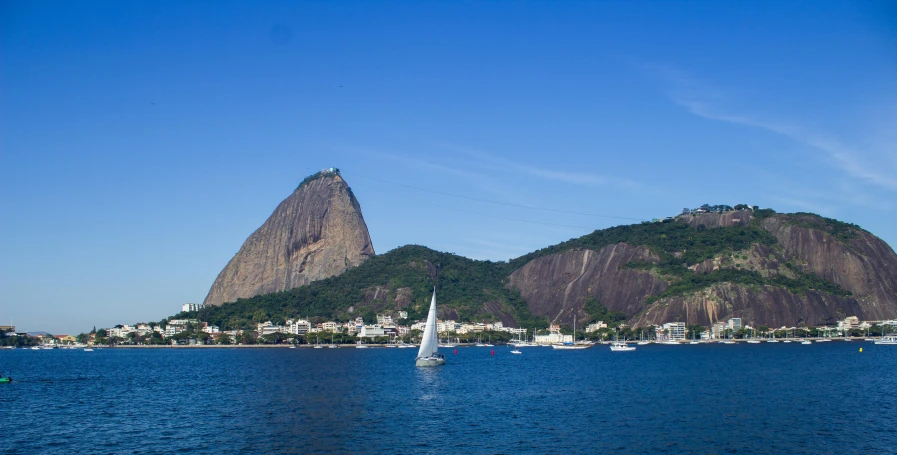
[801,340,812,345]
[289,345,296,349]
[610,342,636,352]
[510,349,522,354]
[415,288,445,367]
[552,315,591,350]
[874,334,897,345]
[0,377,11,384]
[83,348,94,352]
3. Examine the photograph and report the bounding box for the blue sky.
[2,1,895,334]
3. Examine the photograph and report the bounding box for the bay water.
[1,342,895,454]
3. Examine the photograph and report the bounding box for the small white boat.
[31,346,40,350]
[783,340,792,343]
[864,338,875,342]
[314,345,323,349]
[689,341,700,345]
[510,349,522,354]
[610,342,636,352]
[637,341,651,345]
[83,348,94,352]
[874,335,897,345]
[415,288,446,366]
[767,339,779,343]
[747,340,761,344]
[801,340,812,345]
[660,340,681,345]
[722,341,736,344]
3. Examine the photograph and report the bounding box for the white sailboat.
[416,288,446,367]
[552,315,590,350]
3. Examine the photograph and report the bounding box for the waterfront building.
[202,325,219,334]
[257,321,286,335]
[728,318,742,331]
[286,319,311,335]
[321,321,340,332]
[663,322,686,341]
[0,325,15,333]
[437,320,457,333]
[358,325,396,339]
[838,316,859,331]
[711,322,728,339]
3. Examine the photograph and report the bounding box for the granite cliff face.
[509,211,897,327]
[507,244,667,324]
[203,171,375,307]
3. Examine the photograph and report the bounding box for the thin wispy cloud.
[438,143,646,189]
[656,65,897,191]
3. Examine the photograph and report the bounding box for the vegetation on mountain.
[196,245,547,331]
[188,208,869,330]
[785,212,861,242]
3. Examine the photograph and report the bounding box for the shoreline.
[62,337,879,349]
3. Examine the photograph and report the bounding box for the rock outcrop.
[508,244,667,325]
[203,171,374,306]
[508,211,897,327]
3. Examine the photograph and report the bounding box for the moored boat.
[874,334,897,345]
[610,342,635,352]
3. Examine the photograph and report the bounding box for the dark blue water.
[1,343,895,455]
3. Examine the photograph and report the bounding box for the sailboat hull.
[415,356,446,367]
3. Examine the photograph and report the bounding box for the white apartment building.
[711,322,728,339]
[202,325,220,334]
[164,325,185,337]
[838,316,859,331]
[321,321,340,332]
[257,321,285,335]
[286,319,311,335]
[182,303,204,313]
[586,322,607,332]
[437,320,458,333]
[358,325,387,338]
[728,318,742,331]
[136,324,152,336]
[663,322,686,341]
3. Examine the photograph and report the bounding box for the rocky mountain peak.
[203,169,375,306]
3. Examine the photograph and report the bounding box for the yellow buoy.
[859,347,863,352]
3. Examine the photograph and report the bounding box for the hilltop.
[190,204,897,330]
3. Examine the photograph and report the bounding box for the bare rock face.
[762,216,897,321]
[507,244,667,325]
[507,211,897,327]
[629,283,863,328]
[680,210,752,228]
[203,172,375,307]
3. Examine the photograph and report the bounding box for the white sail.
[417,289,439,359]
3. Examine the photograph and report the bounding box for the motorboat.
[610,342,636,352]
